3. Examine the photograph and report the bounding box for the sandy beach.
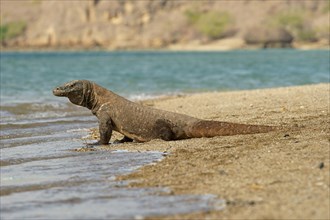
[89,83,330,219]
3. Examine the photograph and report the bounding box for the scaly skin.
[53,80,276,145]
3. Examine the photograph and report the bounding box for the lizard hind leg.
[153,119,176,141]
[113,136,133,144]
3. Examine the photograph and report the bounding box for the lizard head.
[53,80,93,106]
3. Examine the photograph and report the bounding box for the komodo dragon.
[53,80,276,145]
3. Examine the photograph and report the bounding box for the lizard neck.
[80,82,99,114]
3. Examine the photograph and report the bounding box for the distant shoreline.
[1,38,329,52]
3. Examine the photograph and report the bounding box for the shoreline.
[89,83,329,219]
[1,39,329,52]
[1,47,329,53]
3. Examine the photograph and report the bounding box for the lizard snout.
[53,87,66,97]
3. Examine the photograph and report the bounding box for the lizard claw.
[85,141,109,146]
[113,139,124,144]
[113,136,134,144]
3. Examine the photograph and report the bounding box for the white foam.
[127,92,184,101]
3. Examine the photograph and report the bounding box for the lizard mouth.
[52,87,68,97]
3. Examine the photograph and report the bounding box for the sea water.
[0,50,329,219]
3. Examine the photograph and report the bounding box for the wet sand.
[91,83,329,219]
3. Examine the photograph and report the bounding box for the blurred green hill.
[1,0,329,50]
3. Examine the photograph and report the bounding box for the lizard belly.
[116,124,153,142]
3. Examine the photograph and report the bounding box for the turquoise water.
[1,50,329,104]
[0,50,329,219]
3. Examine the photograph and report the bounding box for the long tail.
[187,120,277,138]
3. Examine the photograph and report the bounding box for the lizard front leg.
[98,115,113,145]
[87,113,112,146]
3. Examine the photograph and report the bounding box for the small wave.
[0,154,81,167]
[127,93,163,101]
[0,110,13,117]
[0,102,87,116]
[0,117,95,130]
[1,115,94,127]
[66,128,91,133]
[1,103,91,126]
[127,92,184,101]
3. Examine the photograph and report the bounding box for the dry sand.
[89,83,329,219]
